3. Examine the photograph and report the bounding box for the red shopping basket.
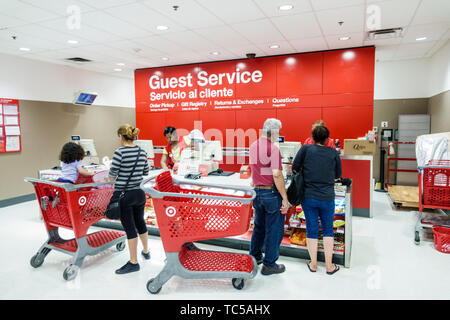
[432,226,450,254]
[422,160,450,207]
[152,171,253,252]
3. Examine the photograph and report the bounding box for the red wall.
[135,47,375,148]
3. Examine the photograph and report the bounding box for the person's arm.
[143,151,150,176]
[271,145,290,212]
[335,151,342,179]
[160,153,169,170]
[292,146,305,173]
[78,166,94,176]
[108,149,122,181]
[273,169,290,212]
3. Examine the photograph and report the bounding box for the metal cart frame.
[141,172,258,294]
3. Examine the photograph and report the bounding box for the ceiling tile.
[194,25,252,47]
[0,13,29,28]
[316,5,365,35]
[143,0,225,29]
[105,3,186,34]
[394,40,437,58]
[253,0,313,17]
[364,0,421,31]
[231,19,285,44]
[0,1,59,23]
[325,32,364,49]
[311,0,365,11]
[39,18,125,43]
[7,24,94,47]
[402,23,450,44]
[364,37,403,47]
[160,30,224,52]
[20,0,96,17]
[132,35,186,54]
[225,44,266,58]
[271,12,322,40]
[80,11,152,38]
[0,29,67,51]
[288,36,329,52]
[411,0,450,25]
[256,40,297,56]
[78,0,140,9]
[195,0,266,24]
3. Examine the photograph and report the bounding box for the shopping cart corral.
[415,160,450,246]
[24,178,127,280]
[141,171,258,294]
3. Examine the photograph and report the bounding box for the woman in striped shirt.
[109,124,150,275]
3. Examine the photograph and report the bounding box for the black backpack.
[287,145,310,206]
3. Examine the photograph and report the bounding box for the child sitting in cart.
[56,142,94,183]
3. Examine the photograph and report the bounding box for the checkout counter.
[95,141,354,268]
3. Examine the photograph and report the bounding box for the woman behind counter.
[292,125,342,275]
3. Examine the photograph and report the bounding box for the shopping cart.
[24,177,127,280]
[141,171,257,294]
[415,160,450,245]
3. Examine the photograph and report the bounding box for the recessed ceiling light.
[67,40,78,44]
[161,57,169,61]
[339,36,351,41]
[19,47,30,51]
[278,4,293,11]
[156,25,169,31]
[270,44,280,49]
[416,37,427,41]
[210,51,220,55]
[116,62,125,66]
[113,68,122,72]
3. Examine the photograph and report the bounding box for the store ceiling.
[0,0,448,79]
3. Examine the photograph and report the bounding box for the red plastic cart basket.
[415,160,450,245]
[141,171,257,294]
[24,177,126,280]
[432,225,450,254]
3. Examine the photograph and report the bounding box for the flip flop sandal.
[326,264,340,275]
[307,261,317,273]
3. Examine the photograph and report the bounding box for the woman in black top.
[292,126,342,275]
[108,124,150,275]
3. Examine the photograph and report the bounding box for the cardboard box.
[344,139,376,155]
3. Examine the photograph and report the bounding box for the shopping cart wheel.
[414,231,420,245]
[116,242,126,252]
[232,278,244,290]
[30,253,45,268]
[146,278,162,294]
[63,265,79,281]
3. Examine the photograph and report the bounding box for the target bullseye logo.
[165,206,177,217]
[78,196,87,206]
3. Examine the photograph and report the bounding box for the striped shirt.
[108,146,149,191]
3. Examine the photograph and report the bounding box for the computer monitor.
[134,139,154,159]
[279,141,301,163]
[79,139,98,157]
[201,140,223,162]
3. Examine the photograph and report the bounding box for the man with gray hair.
[249,118,290,275]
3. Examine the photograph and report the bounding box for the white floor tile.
[0,192,448,299]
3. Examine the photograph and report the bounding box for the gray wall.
[428,90,450,133]
[0,100,134,200]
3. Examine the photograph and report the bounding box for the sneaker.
[256,259,263,265]
[141,250,151,260]
[261,263,286,276]
[115,261,140,275]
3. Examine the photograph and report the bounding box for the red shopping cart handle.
[140,173,256,204]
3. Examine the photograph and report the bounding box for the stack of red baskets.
[422,160,450,207]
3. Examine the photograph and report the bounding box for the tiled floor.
[0,191,449,299]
